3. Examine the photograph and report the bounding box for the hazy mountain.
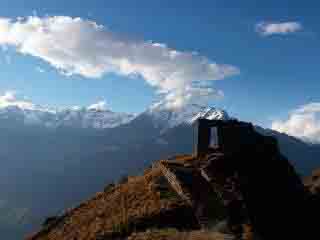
[0,105,134,129]
[0,104,319,239]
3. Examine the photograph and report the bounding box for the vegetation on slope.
[26,167,200,240]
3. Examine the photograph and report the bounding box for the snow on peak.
[189,107,230,122]
[146,103,231,129]
[0,94,230,130]
[0,105,135,129]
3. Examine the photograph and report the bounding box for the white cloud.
[158,86,224,109]
[0,16,239,108]
[87,100,108,111]
[271,102,320,143]
[0,91,35,109]
[256,21,302,36]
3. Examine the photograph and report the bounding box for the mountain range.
[0,105,135,129]
[0,103,319,239]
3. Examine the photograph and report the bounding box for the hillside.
[26,155,320,240]
[26,165,220,240]
[24,119,320,240]
[1,105,319,239]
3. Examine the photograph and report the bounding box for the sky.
[0,0,319,141]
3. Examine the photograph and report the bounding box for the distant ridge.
[0,103,229,130]
[0,105,134,129]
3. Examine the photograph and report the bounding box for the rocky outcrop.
[157,121,319,239]
[199,125,318,239]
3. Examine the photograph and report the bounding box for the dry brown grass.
[27,167,193,240]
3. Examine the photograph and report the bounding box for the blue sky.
[0,0,319,130]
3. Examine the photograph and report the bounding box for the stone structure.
[26,119,318,240]
[160,119,318,239]
[193,119,254,157]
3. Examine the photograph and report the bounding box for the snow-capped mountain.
[143,103,230,130]
[0,105,135,129]
[0,103,230,130]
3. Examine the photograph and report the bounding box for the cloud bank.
[272,103,320,143]
[256,21,302,36]
[0,16,239,109]
[157,86,224,109]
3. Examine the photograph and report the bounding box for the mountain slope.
[26,167,199,240]
[0,104,319,239]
